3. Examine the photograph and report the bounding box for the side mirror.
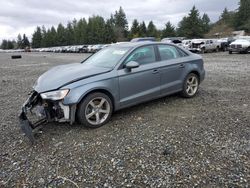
[125,61,139,70]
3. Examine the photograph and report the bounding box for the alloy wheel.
[186,75,198,96]
[85,97,111,125]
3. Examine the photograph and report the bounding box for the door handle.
[152,69,159,74]
[179,64,185,68]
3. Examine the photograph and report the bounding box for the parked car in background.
[229,39,250,54]
[87,45,94,53]
[52,47,62,53]
[19,42,205,142]
[79,45,88,53]
[91,44,104,53]
[131,37,156,42]
[189,39,205,53]
[190,39,220,53]
[161,37,185,47]
[182,40,192,50]
[217,38,235,51]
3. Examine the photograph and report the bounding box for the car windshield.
[83,47,130,68]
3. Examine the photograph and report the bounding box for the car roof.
[112,41,173,48]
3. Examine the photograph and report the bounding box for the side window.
[158,45,181,60]
[177,48,189,57]
[125,46,156,65]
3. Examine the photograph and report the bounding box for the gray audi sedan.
[19,42,205,142]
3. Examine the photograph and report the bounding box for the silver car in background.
[19,42,205,142]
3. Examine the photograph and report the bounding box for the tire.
[77,92,113,128]
[246,47,250,54]
[229,50,232,54]
[181,73,199,98]
[216,46,219,52]
[201,48,205,54]
[11,55,22,59]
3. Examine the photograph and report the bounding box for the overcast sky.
[0,0,239,41]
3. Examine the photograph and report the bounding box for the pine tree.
[1,39,15,49]
[104,19,116,43]
[177,6,204,38]
[11,40,17,49]
[221,8,230,21]
[17,34,22,49]
[114,6,129,41]
[66,22,74,45]
[235,0,250,31]
[75,18,87,44]
[41,26,47,47]
[56,23,67,46]
[22,34,30,48]
[147,21,158,37]
[7,40,14,49]
[87,16,106,44]
[161,21,176,38]
[201,13,211,33]
[129,19,140,39]
[1,40,8,49]
[32,26,42,48]
[46,27,57,47]
[139,21,147,37]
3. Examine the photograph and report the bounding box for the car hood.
[231,40,250,45]
[34,63,111,93]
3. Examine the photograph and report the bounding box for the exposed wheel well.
[189,71,200,83]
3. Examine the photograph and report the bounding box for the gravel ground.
[0,52,249,187]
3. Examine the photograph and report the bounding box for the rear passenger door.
[156,44,188,95]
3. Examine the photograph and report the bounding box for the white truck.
[189,39,220,53]
[229,38,250,54]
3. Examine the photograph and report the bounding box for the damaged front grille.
[231,44,242,49]
[19,91,68,143]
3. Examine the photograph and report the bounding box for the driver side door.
[117,45,161,108]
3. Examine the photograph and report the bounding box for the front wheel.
[181,73,199,98]
[77,92,113,128]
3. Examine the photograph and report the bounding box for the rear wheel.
[181,73,199,98]
[229,50,232,54]
[77,92,113,128]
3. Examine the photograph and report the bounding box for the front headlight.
[40,89,69,100]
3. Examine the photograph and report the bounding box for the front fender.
[62,78,119,108]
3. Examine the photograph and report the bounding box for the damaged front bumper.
[19,91,76,143]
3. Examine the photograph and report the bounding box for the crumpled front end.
[189,43,204,53]
[19,91,76,143]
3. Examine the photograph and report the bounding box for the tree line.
[218,0,250,32]
[1,1,250,49]
[1,34,30,50]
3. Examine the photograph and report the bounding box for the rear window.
[177,48,188,57]
[158,45,188,60]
